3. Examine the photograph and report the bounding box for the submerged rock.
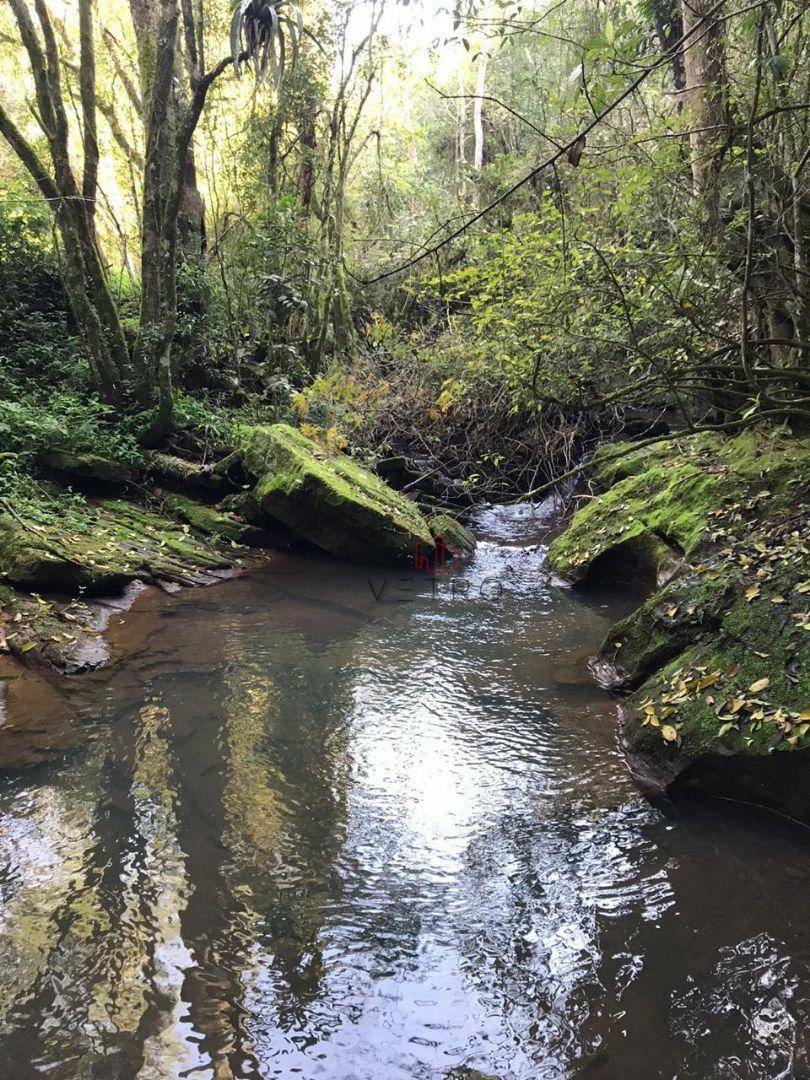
[242,424,435,562]
[0,657,80,767]
[549,430,810,821]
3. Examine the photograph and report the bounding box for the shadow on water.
[0,501,808,1078]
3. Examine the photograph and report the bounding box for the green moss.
[547,455,718,582]
[551,429,810,788]
[428,512,476,556]
[242,424,434,562]
[548,429,810,585]
[625,590,809,763]
[37,449,136,486]
[163,493,250,544]
[598,563,740,688]
[0,493,234,593]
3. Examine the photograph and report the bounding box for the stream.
[0,502,809,1079]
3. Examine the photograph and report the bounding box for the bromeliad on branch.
[230,0,303,85]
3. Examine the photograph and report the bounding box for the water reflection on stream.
[0,502,809,1079]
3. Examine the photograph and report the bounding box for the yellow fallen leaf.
[661,725,678,742]
[748,677,770,693]
[744,585,760,601]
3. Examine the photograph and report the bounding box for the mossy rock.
[592,564,738,690]
[241,424,434,563]
[428,512,476,557]
[0,583,104,672]
[621,577,810,817]
[0,497,233,593]
[160,493,257,546]
[38,449,137,486]
[551,429,810,819]
[547,445,723,584]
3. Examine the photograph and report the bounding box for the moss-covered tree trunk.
[1,0,131,405]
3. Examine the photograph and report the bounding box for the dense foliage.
[0,0,807,495]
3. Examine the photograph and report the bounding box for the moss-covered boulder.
[428,512,476,557]
[241,424,434,563]
[551,429,810,820]
[38,449,136,487]
[547,436,728,584]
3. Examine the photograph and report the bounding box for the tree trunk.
[133,0,180,433]
[130,0,205,265]
[650,0,685,99]
[455,67,467,185]
[298,100,317,213]
[3,0,130,404]
[680,0,728,227]
[473,51,488,170]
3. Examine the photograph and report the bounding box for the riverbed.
[0,502,808,1078]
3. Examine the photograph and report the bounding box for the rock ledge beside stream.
[547,430,810,822]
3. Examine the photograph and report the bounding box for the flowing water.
[0,503,809,1079]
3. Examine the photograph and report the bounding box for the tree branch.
[351,0,735,285]
[0,101,60,205]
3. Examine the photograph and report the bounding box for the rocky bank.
[547,429,810,822]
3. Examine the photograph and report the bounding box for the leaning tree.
[0,0,300,441]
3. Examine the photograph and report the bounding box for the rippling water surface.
[1,502,809,1079]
